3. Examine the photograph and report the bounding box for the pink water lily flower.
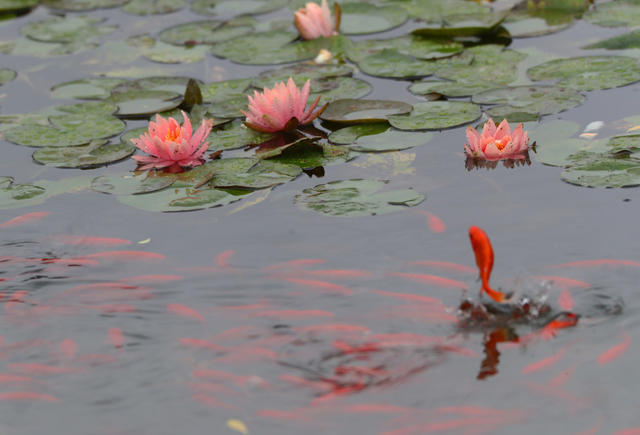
[243,77,325,133]
[294,0,340,40]
[464,118,530,161]
[131,111,214,171]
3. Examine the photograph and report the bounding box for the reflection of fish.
[468,227,508,303]
[0,211,51,229]
[597,331,631,365]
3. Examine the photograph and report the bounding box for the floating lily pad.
[528,56,640,91]
[21,15,116,43]
[252,63,355,90]
[208,119,275,151]
[584,30,640,50]
[411,19,509,40]
[0,0,37,13]
[404,0,491,24]
[388,101,481,131]
[33,138,135,168]
[268,142,354,169]
[0,68,16,85]
[118,185,244,212]
[107,90,181,118]
[43,0,128,11]
[143,39,209,64]
[158,20,253,46]
[584,1,640,28]
[191,0,287,17]
[295,179,424,217]
[329,124,433,152]
[561,155,640,188]
[340,3,408,35]
[311,77,372,106]
[321,99,413,124]
[91,172,179,195]
[358,49,439,79]
[122,0,185,15]
[201,78,252,103]
[0,176,89,209]
[346,36,463,63]
[473,85,585,120]
[435,45,526,85]
[408,80,500,98]
[5,112,125,147]
[51,77,127,100]
[209,157,301,188]
[503,10,573,38]
[115,76,198,95]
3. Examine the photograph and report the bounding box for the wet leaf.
[118,185,244,212]
[311,77,372,106]
[329,124,433,152]
[43,0,128,11]
[207,95,248,118]
[528,56,640,91]
[561,155,640,188]
[321,99,412,124]
[191,0,287,17]
[408,80,500,98]
[201,78,252,104]
[32,138,135,168]
[340,3,407,35]
[51,77,127,100]
[503,10,573,38]
[0,176,90,209]
[473,85,585,120]
[434,45,526,85]
[529,119,607,167]
[21,15,116,43]
[358,49,439,79]
[388,101,481,131]
[294,179,424,217]
[209,157,301,188]
[0,68,16,85]
[209,120,275,151]
[158,19,253,46]
[143,39,209,64]
[107,89,182,118]
[91,171,178,195]
[252,62,355,90]
[584,1,640,28]
[346,36,463,63]
[404,0,492,24]
[122,0,185,15]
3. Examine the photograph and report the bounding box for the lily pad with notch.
[158,19,253,46]
[388,101,481,131]
[122,0,185,15]
[294,179,424,217]
[191,0,287,17]
[201,78,252,104]
[252,63,355,90]
[320,99,413,124]
[311,77,373,106]
[357,49,439,79]
[340,3,408,35]
[51,77,128,100]
[528,56,640,91]
[209,157,301,189]
[107,89,182,118]
[208,119,275,152]
[329,124,433,152]
[33,138,135,168]
[20,15,116,43]
[409,79,501,98]
[117,184,245,212]
[267,142,355,169]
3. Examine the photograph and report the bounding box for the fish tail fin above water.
[469,226,510,303]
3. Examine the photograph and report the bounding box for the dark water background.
[1,3,640,435]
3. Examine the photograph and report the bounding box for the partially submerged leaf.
[320,99,413,124]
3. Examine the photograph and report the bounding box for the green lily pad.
[143,39,210,64]
[0,68,16,85]
[404,0,491,24]
[201,78,252,104]
[503,10,573,38]
[411,21,509,40]
[208,119,275,151]
[158,20,253,45]
[91,171,179,195]
[268,142,354,169]
[21,15,116,43]
[320,99,413,124]
[584,30,640,50]
[209,157,301,188]
[32,138,136,168]
[329,124,433,152]
[43,0,128,11]
[107,90,181,118]
[408,80,500,98]
[434,45,526,85]
[528,56,640,91]
[294,179,424,217]
[311,77,372,106]
[207,96,248,119]
[122,0,185,15]
[0,0,37,13]
[5,112,125,147]
[118,185,244,212]
[561,155,640,188]
[115,76,199,95]
[608,134,640,156]
[191,0,287,17]
[584,1,640,28]
[340,3,408,35]
[358,49,439,79]
[211,31,345,65]
[252,62,355,90]
[51,77,127,100]
[472,85,585,120]
[346,36,463,63]
[0,176,89,209]
[388,101,481,131]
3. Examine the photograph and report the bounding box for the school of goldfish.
[0,210,636,434]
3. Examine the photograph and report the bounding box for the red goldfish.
[468,226,509,303]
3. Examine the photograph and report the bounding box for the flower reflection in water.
[465,151,532,171]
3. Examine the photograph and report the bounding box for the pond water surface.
[1,1,640,434]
